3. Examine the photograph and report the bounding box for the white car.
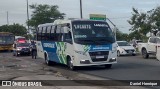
[117,41,136,56]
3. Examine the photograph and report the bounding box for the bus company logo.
[2,81,11,86]
[43,43,55,48]
[93,45,110,50]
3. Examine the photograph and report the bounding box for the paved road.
[1,52,160,89]
[1,52,160,80]
[77,55,160,80]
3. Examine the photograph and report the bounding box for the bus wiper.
[81,39,102,44]
[99,38,114,43]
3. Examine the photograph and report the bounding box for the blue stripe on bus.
[41,41,60,63]
[89,44,112,51]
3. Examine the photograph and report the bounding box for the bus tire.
[67,57,75,70]
[45,53,52,66]
[104,64,112,69]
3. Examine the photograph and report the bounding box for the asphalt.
[0,52,157,89]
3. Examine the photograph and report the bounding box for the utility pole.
[26,0,30,34]
[80,0,83,19]
[7,11,9,25]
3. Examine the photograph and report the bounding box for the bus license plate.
[96,56,104,59]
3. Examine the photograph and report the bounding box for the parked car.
[117,41,136,56]
[13,43,31,56]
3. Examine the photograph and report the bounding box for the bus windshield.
[72,21,115,45]
[0,36,14,44]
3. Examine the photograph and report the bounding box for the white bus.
[36,19,117,70]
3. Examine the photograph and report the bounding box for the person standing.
[30,40,37,59]
[132,37,137,48]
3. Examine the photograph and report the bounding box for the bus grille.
[89,51,109,62]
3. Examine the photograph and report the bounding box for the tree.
[27,4,65,28]
[116,30,129,41]
[0,23,27,36]
[128,8,152,38]
[128,6,160,39]
[150,6,160,30]
[23,34,33,40]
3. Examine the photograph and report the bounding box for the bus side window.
[37,27,41,41]
[46,26,51,40]
[56,25,62,42]
[41,27,47,40]
[65,31,72,44]
[50,25,55,41]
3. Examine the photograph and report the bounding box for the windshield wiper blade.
[99,38,114,43]
[81,39,102,44]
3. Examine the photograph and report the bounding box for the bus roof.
[0,32,14,36]
[38,19,107,27]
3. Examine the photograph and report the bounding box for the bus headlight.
[75,50,86,55]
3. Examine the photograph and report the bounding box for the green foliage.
[23,34,33,40]
[128,6,160,40]
[128,8,151,37]
[150,7,160,30]
[116,30,129,41]
[0,23,27,36]
[27,4,65,28]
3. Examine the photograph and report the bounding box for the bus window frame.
[37,27,42,41]
[41,26,47,40]
[50,25,56,41]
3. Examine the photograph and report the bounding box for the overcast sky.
[0,0,159,33]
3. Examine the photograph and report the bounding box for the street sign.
[90,14,106,21]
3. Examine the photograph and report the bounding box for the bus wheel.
[45,54,51,66]
[67,57,75,70]
[104,64,112,69]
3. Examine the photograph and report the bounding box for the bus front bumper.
[75,58,117,66]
